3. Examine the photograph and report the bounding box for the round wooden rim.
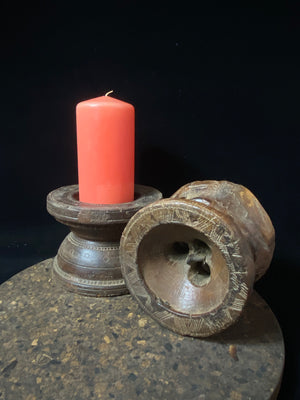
[120,199,253,337]
[47,184,162,224]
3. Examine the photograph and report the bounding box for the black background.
[0,4,299,399]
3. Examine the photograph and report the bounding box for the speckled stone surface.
[0,259,284,400]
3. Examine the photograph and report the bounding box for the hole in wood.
[188,260,211,286]
[193,239,210,255]
[169,242,189,259]
[137,224,229,315]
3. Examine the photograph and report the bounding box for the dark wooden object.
[47,184,161,296]
[120,180,275,337]
[0,259,284,400]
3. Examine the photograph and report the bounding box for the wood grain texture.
[47,184,162,297]
[120,180,275,337]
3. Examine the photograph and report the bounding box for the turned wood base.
[47,184,162,296]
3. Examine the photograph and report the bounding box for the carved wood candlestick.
[120,180,275,337]
[47,184,162,297]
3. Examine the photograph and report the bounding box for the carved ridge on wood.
[68,232,119,252]
[53,257,125,288]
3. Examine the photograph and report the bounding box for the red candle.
[76,94,135,204]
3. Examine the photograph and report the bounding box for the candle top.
[76,95,134,110]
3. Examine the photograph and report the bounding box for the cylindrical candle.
[76,95,135,204]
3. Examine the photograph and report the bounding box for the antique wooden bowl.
[47,184,162,297]
[120,180,275,337]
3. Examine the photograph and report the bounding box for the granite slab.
[0,259,284,400]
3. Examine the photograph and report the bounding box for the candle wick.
[105,90,114,96]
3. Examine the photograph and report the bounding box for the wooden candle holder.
[120,180,275,337]
[47,184,162,297]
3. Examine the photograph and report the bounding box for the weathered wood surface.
[0,259,283,400]
[46,184,162,296]
[120,180,275,337]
